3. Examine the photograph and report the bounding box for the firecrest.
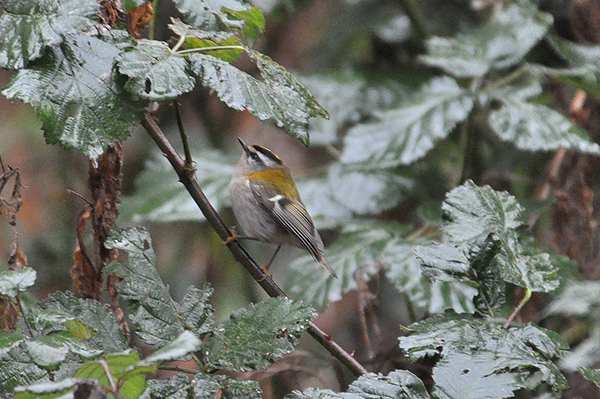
[229,137,337,278]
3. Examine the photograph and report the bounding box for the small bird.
[229,137,337,278]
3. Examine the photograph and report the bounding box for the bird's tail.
[318,255,338,279]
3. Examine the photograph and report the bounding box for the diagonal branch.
[141,113,367,377]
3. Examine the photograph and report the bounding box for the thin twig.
[100,359,118,392]
[141,113,367,377]
[158,365,200,374]
[174,101,193,168]
[15,295,34,337]
[503,288,531,329]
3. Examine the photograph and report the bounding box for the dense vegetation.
[1,0,600,397]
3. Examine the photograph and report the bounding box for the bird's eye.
[249,152,260,162]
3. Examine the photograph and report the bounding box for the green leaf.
[544,280,600,320]
[189,50,328,145]
[41,291,129,353]
[287,370,430,398]
[171,0,252,31]
[14,378,103,399]
[193,374,262,399]
[178,285,215,336]
[287,222,476,313]
[138,331,202,366]
[0,330,25,355]
[0,354,48,392]
[121,150,236,223]
[419,2,552,78]
[76,350,152,399]
[140,374,191,399]
[169,19,243,62]
[341,76,473,168]
[63,319,95,340]
[104,227,184,346]
[296,163,412,223]
[204,298,317,372]
[580,368,600,387]
[0,0,98,69]
[223,7,265,43]
[489,98,600,155]
[2,32,145,160]
[494,245,559,293]
[540,34,600,100]
[399,312,568,398]
[117,39,196,101]
[23,332,102,368]
[0,268,36,297]
[415,181,559,313]
[441,180,525,244]
[298,73,412,145]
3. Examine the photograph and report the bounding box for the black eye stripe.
[254,145,283,165]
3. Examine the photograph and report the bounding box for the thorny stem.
[142,113,368,377]
[503,288,532,329]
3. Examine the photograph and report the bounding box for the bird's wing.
[248,182,320,259]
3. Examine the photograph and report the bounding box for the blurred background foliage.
[2,0,600,397]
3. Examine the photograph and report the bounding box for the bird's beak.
[237,137,251,154]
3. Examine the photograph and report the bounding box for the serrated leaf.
[121,150,235,223]
[0,354,48,393]
[287,370,430,398]
[580,367,600,387]
[328,163,412,214]
[0,330,25,355]
[63,319,95,340]
[14,378,103,399]
[25,332,102,366]
[287,223,476,313]
[341,76,473,168]
[441,180,525,244]
[399,312,568,398]
[495,246,559,293]
[178,285,215,336]
[140,374,191,399]
[2,33,145,160]
[544,280,600,319]
[541,34,600,99]
[104,228,184,345]
[223,7,265,43]
[76,350,152,399]
[0,0,98,69]
[204,298,316,372]
[23,339,68,368]
[138,331,202,366]
[419,2,552,78]
[489,98,600,155]
[171,0,251,31]
[117,39,196,101]
[41,291,129,353]
[189,50,328,145]
[193,374,262,399]
[416,181,559,312]
[0,268,37,297]
[298,73,412,145]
